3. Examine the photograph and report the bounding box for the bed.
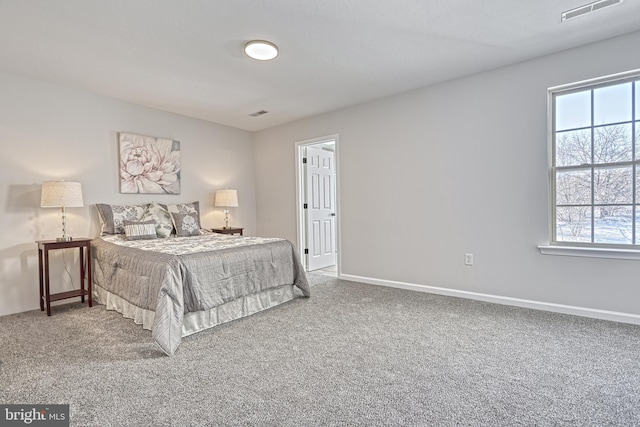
[91,202,309,355]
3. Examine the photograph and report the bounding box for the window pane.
[594,206,632,244]
[594,82,632,126]
[594,166,632,204]
[636,123,640,159]
[594,124,632,164]
[636,80,640,120]
[556,90,590,131]
[556,170,591,205]
[556,129,591,166]
[556,207,591,242]
[634,168,640,203]
[552,74,640,247]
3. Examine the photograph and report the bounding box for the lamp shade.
[41,181,84,208]
[215,189,238,207]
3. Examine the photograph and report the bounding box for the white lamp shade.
[41,181,84,208]
[215,189,238,207]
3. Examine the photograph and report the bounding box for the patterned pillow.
[163,201,200,217]
[161,201,200,234]
[123,220,157,240]
[96,203,148,235]
[170,212,201,237]
[141,202,173,238]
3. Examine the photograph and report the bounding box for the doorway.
[296,135,339,274]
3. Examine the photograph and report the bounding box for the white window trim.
[548,69,640,94]
[538,245,640,260]
[547,68,640,252]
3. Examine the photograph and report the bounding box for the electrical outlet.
[464,253,474,266]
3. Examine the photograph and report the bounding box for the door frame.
[295,134,341,275]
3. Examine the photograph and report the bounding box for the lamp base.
[56,236,73,242]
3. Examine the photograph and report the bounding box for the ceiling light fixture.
[244,40,279,61]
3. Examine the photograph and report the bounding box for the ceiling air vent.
[561,0,623,21]
[249,110,269,117]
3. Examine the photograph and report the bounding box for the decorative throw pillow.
[170,212,201,237]
[96,203,148,235]
[123,220,157,240]
[141,202,173,238]
[163,201,200,217]
[161,201,201,235]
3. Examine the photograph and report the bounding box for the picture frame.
[118,132,181,194]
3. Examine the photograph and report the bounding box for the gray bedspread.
[91,233,310,355]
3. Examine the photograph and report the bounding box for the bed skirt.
[93,283,296,339]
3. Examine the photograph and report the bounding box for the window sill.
[538,245,640,260]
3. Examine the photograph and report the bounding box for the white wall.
[254,31,640,318]
[0,72,256,316]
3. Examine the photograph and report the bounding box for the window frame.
[548,69,640,250]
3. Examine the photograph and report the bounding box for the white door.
[305,146,336,271]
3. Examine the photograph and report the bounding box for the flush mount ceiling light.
[244,40,279,61]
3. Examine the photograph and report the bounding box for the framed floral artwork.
[118,132,181,194]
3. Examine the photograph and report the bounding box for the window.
[550,71,640,247]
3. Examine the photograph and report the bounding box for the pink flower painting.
[119,133,181,194]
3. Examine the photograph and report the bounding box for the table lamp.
[215,189,238,229]
[41,181,84,241]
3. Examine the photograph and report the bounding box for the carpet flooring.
[1,274,640,426]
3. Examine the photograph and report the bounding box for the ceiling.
[1,0,639,132]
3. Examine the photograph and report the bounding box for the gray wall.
[254,31,640,317]
[4,31,640,320]
[0,72,256,316]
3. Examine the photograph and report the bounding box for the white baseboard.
[339,273,640,325]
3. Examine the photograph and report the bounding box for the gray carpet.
[1,274,640,426]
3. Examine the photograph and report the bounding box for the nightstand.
[211,227,244,236]
[36,238,93,316]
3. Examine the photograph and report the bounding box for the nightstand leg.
[79,246,85,303]
[87,243,92,307]
[44,248,51,316]
[38,248,44,311]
